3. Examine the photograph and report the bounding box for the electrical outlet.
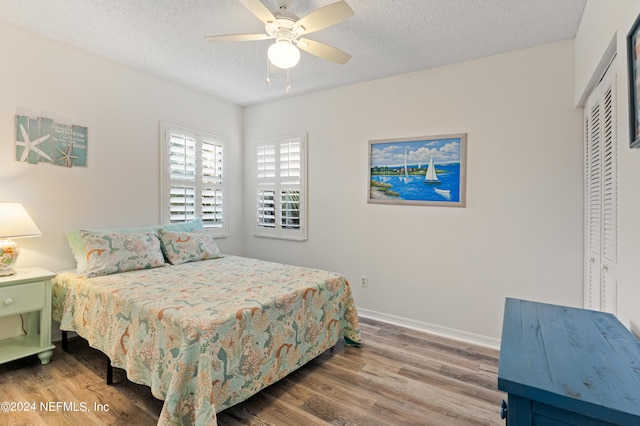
[361,275,368,288]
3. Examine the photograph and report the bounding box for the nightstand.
[0,267,56,365]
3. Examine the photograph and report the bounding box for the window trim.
[160,122,228,237]
[253,134,307,241]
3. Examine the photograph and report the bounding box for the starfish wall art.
[15,115,87,167]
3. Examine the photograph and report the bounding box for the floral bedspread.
[52,255,362,425]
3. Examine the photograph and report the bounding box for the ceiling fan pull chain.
[266,59,271,84]
[286,68,292,93]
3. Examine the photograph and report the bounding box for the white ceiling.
[0,0,586,107]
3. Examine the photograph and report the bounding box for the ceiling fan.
[205,0,354,70]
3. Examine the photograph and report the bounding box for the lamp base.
[0,239,19,276]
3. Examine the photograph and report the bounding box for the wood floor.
[0,318,505,425]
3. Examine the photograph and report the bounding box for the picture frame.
[628,12,640,148]
[368,133,467,207]
[15,114,88,167]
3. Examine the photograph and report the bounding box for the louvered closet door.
[584,59,617,314]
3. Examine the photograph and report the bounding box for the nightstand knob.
[3,298,14,306]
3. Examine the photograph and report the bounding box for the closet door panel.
[583,61,617,314]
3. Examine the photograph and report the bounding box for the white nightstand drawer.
[0,282,44,316]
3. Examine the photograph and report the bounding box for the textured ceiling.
[0,0,586,106]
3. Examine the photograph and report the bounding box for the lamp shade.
[0,203,41,238]
[268,40,300,69]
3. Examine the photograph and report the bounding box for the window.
[160,123,226,237]
[254,134,307,241]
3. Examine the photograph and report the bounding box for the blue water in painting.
[372,163,461,202]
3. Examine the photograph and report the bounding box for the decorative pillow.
[67,218,203,273]
[157,218,203,233]
[158,229,221,265]
[80,231,165,277]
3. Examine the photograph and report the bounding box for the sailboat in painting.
[424,156,451,199]
[382,166,391,182]
[434,188,451,200]
[403,150,413,183]
[423,156,440,183]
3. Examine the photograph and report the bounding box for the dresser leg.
[37,350,53,365]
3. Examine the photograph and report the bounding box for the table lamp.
[0,203,41,276]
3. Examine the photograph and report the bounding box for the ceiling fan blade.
[238,0,277,24]
[297,38,351,64]
[294,1,354,35]
[205,33,271,42]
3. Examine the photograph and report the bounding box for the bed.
[52,224,361,425]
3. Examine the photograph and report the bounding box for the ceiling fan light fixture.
[268,40,300,69]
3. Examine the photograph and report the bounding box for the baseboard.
[49,310,499,349]
[357,307,500,350]
[50,322,77,343]
[51,329,63,343]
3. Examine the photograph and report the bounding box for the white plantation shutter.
[279,140,302,230]
[257,189,276,228]
[584,59,617,314]
[161,123,227,237]
[168,134,197,221]
[201,142,224,226]
[256,143,277,229]
[254,135,307,240]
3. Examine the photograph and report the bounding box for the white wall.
[575,0,640,334]
[244,40,584,342]
[0,22,245,275]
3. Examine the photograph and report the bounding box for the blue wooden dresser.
[498,298,640,425]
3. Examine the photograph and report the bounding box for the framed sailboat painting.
[368,133,467,207]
